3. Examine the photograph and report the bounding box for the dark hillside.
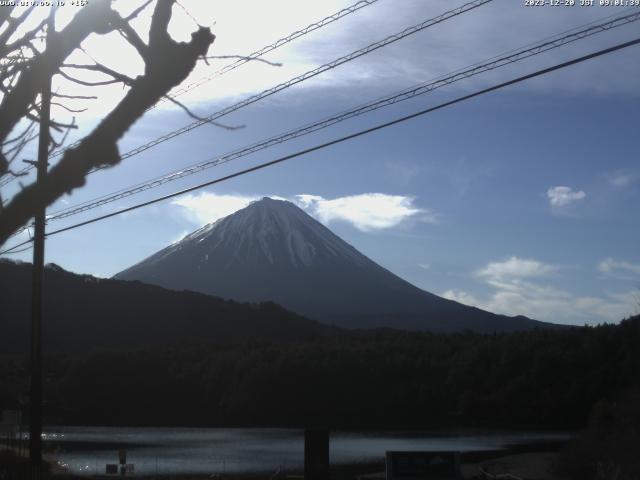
[0,260,335,353]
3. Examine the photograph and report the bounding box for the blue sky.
[2,0,639,325]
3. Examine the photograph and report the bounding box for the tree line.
[1,315,638,429]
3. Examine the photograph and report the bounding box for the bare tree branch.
[4,132,35,161]
[52,92,98,100]
[163,94,244,130]
[51,102,87,114]
[0,0,118,177]
[50,119,78,131]
[62,63,136,85]
[203,55,282,67]
[24,109,77,133]
[0,5,18,27]
[56,68,125,87]
[5,125,37,166]
[1,119,37,147]
[0,6,38,55]
[0,0,216,245]
[0,17,47,59]
[123,0,155,21]
[4,168,30,179]
[175,0,201,27]
[116,20,149,60]
[0,51,31,84]
[149,0,173,46]
[49,118,76,153]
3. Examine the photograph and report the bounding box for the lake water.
[40,426,570,476]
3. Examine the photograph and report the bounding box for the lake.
[39,426,570,476]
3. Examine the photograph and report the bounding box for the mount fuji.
[115,197,555,332]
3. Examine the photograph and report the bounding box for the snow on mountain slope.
[115,197,556,332]
[133,198,367,270]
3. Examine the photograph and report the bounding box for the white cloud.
[171,192,259,225]
[476,256,557,282]
[417,263,430,270]
[442,289,481,307]
[42,0,640,128]
[172,192,435,233]
[607,172,639,189]
[444,282,635,325]
[384,161,421,186]
[170,230,191,245]
[443,257,637,325]
[599,258,640,277]
[547,186,586,207]
[295,193,432,232]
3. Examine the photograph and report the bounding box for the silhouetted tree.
[0,0,215,245]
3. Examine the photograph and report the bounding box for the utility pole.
[29,8,54,478]
[304,429,329,480]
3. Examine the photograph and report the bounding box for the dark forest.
[1,315,638,430]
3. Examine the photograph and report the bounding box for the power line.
[7,244,33,254]
[2,0,492,190]
[2,35,638,253]
[0,0,381,187]
[0,240,33,255]
[94,0,492,164]
[162,0,381,103]
[29,37,639,241]
[37,9,640,225]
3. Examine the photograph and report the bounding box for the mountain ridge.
[0,259,336,353]
[115,197,559,333]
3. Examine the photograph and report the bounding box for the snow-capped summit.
[179,197,366,268]
[115,197,554,332]
[132,197,367,272]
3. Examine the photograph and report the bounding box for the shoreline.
[49,453,562,480]
[3,437,570,479]
[45,441,568,479]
